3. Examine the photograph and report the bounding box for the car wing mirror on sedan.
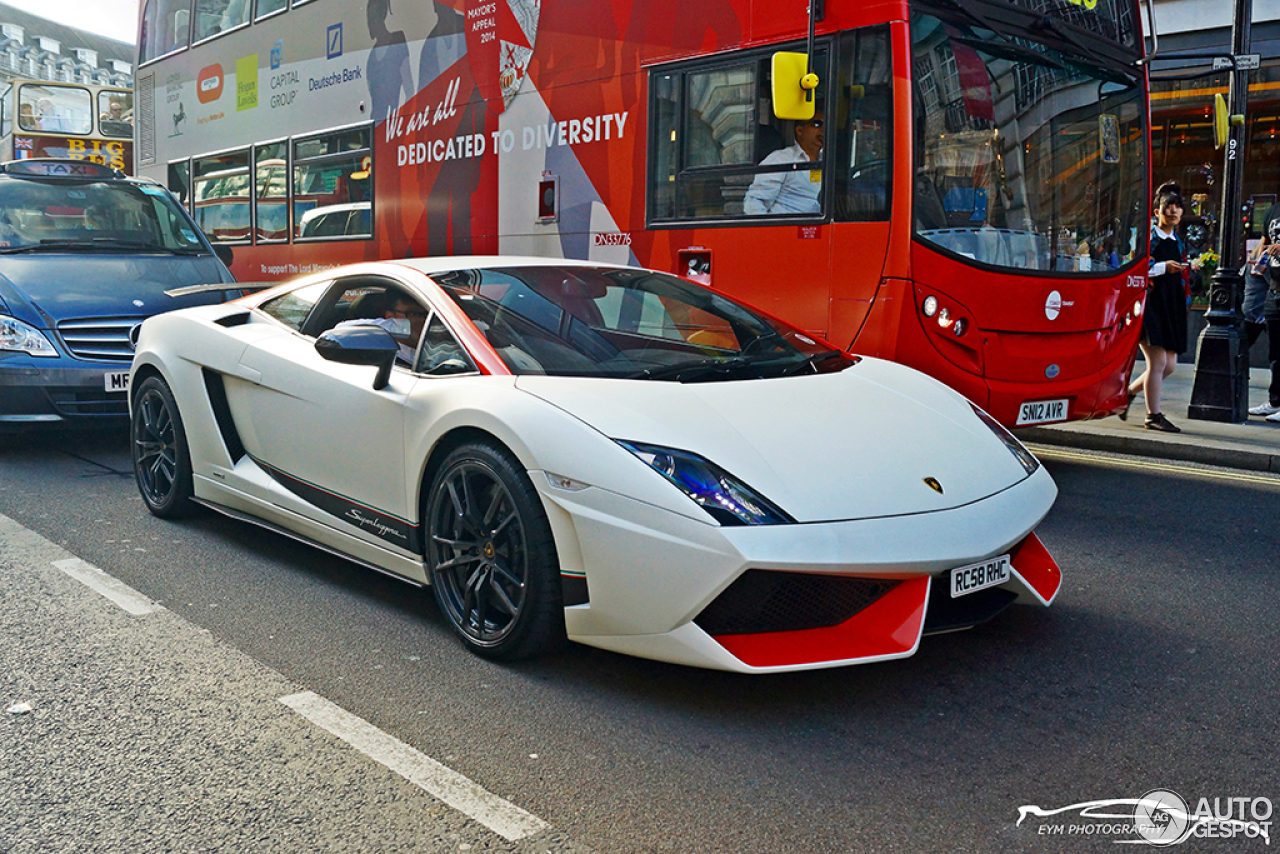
[315,326,399,390]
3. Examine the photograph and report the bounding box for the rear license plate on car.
[1015,398,1069,426]
[950,554,1010,598]
[104,370,130,393]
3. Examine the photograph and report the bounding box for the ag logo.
[1134,789,1189,845]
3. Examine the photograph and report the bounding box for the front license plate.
[1015,398,1069,426]
[950,554,1010,598]
[104,370,130,393]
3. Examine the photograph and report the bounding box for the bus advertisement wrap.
[135,0,1149,426]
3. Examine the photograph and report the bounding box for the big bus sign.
[135,0,1149,427]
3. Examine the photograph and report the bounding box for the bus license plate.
[104,370,130,393]
[950,554,1010,598]
[1015,398,1068,426]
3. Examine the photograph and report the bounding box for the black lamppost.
[1188,0,1252,422]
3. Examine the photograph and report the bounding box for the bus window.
[649,48,829,223]
[139,0,192,64]
[193,150,251,242]
[255,0,286,20]
[99,92,133,139]
[293,126,373,241]
[832,27,893,222]
[19,84,91,135]
[255,142,289,243]
[194,0,249,43]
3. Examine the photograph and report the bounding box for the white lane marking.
[52,557,159,615]
[279,691,550,842]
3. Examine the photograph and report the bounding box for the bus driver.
[743,112,824,215]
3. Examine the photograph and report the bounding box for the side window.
[417,313,475,375]
[193,150,251,242]
[194,0,250,43]
[254,141,289,243]
[139,0,192,64]
[99,92,133,139]
[293,126,373,241]
[259,281,330,331]
[832,27,893,222]
[649,48,829,223]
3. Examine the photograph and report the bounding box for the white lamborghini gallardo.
[129,257,1061,672]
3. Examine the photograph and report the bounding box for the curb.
[1016,426,1280,474]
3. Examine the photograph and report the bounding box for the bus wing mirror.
[212,242,234,267]
[1213,93,1244,150]
[771,52,819,120]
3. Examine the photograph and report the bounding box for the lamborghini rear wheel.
[131,375,196,519]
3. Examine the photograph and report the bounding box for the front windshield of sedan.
[434,265,855,381]
[0,178,207,253]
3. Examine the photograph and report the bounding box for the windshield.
[0,178,207,253]
[433,265,856,381]
[910,9,1146,274]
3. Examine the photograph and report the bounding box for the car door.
[226,275,420,554]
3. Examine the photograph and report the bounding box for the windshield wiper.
[780,350,852,376]
[629,357,756,382]
[1,237,205,255]
[1030,15,1136,82]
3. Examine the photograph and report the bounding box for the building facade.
[1149,0,1280,260]
[0,2,132,89]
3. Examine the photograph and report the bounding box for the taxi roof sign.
[2,159,120,178]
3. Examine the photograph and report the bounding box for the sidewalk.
[1015,366,1280,472]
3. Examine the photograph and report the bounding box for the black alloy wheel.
[426,441,564,660]
[131,375,195,519]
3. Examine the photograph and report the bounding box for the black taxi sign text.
[2,159,118,178]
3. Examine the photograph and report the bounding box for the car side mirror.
[315,325,399,390]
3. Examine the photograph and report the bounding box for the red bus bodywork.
[136,0,1148,426]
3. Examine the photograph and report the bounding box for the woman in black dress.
[1127,182,1188,432]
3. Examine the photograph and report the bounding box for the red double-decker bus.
[134,0,1151,426]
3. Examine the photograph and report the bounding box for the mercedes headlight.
[0,316,58,357]
[971,404,1039,476]
[616,441,793,526]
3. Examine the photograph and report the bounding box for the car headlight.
[971,403,1039,476]
[616,441,793,526]
[0,315,58,357]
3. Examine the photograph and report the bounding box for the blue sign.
[271,39,283,70]
[326,24,343,59]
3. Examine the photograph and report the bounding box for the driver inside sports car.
[335,291,427,365]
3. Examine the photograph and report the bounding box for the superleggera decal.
[251,454,421,553]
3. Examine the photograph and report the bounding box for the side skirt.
[191,497,427,588]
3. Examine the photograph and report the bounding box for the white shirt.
[1149,225,1178,278]
[743,143,821,215]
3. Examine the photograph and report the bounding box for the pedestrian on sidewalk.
[1125,182,1187,433]
[1247,198,1280,422]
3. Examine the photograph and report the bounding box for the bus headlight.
[922,295,939,317]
